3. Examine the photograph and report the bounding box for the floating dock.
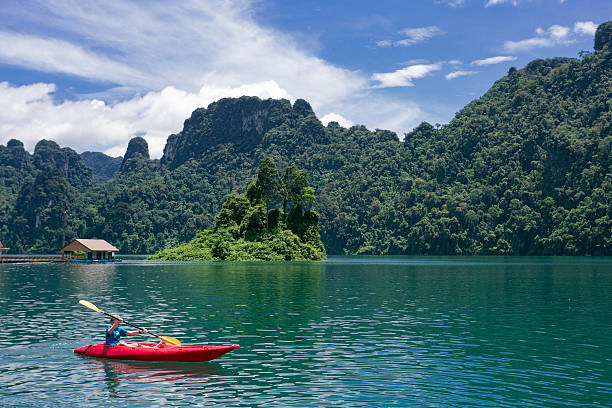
[0,255,69,264]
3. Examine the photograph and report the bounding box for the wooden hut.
[60,239,119,261]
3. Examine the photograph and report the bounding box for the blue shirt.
[106,326,128,345]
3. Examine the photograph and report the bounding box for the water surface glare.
[0,257,610,407]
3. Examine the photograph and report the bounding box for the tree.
[215,193,251,230]
[255,157,284,227]
[283,163,308,213]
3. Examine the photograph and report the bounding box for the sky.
[0,0,609,159]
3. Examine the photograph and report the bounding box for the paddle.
[79,299,181,346]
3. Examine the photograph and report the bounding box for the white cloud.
[0,80,292,158]
[0,80,436,156]
[320,113,354,128]
[198,81,289,103]
[483,0,569,6]
[574,21,597,36]
[372,63,443,88]
[435,0,465,7]
[505,37,554,53]
[485,0,518,7]
[471,56,517,66]
[504,21,596,53]
[548,25,571,41]
[378,26,443,47]
[444,0,571,8]
[0,31,146,86]
[445,70,477,80]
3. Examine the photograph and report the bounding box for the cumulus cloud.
[574,21,597,36]
[504,21,597,52]
[377,26,443,47]
[320,113,354,128]
[548,25,571,41]
[0,80,292,158]
[471,56,517,66]
[445,70,477,80]
[0,79,433,156]
[371,63,443,88]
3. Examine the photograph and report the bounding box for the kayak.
[74,342,240,362]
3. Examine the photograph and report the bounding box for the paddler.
[106,315,161,348]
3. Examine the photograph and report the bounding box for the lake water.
[0,257,611,407]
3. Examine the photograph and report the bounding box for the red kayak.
[74,342,240,362]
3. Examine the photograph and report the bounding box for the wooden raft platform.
[0,255,69,264]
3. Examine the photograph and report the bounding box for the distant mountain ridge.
[1,21,611,255]
[80,151,122,183]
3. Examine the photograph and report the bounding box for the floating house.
[60,239,120,262]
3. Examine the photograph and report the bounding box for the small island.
[149,158,326,261]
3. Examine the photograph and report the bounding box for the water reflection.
[80,358,234,397]
[66,262,119,290]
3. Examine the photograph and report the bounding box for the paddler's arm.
[107,318,121,335]
[126,328,148,336]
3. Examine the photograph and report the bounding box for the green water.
[0,257,610,407]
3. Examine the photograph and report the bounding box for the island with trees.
[148,158,326,261]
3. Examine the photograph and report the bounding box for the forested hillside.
[80,151,122,183]
[1,22,611,255]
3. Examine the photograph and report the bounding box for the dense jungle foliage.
[1,22,611,256]
[149,158,325,261]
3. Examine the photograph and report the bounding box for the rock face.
[594,21,612,52]
[161,96,325,168]
[120,137,150,172]
[123,137,150,161]
[1,139,31,170]
[32,140,94,189]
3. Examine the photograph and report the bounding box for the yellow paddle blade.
[161,336,181,346]
[79,299,103,314]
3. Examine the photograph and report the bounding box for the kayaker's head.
[110,315,122,325]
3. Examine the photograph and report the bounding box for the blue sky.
[0,0,609,158]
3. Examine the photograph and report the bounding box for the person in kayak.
[106,315,161,348]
